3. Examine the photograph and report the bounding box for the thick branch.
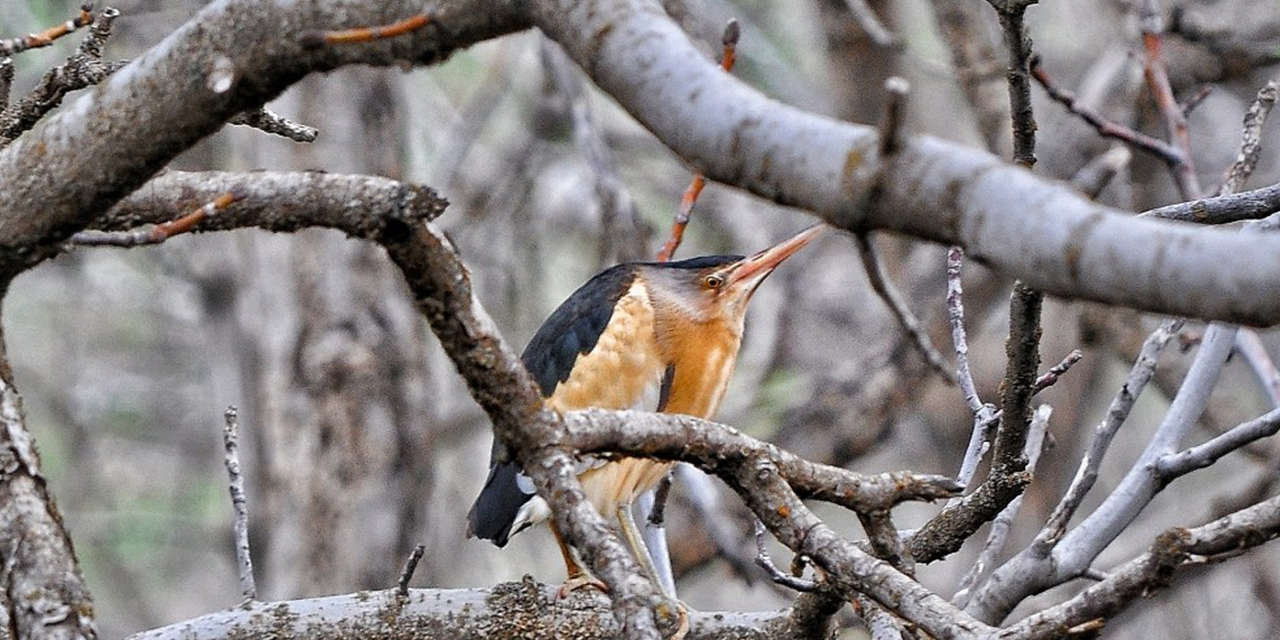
[0,373,96,640]
[564,409,962,513]
[124,581,783,640]
[531,0,1280,325]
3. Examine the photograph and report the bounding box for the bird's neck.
[660,318,744,419]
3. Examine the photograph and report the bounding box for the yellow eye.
[704,274,724,289]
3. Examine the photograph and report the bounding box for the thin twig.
[0,57,12,108]
[953,405,1051,607]
[1068,145,1132,198]
[1030,56,1184,167]
[396,545,426,598]
[878,76,910,157]
[753,520,818,592]
[70,190,238,247]
[655,19,737,262]
[989,1,1038,168]
[947,247,983,414]
[947,246,999,492]
[1236,330,1280,408]
[229,108,319,143]
[1140,180,1280,224]
[1140,0,1201,199]
[1157,407,1280,478]
[223,406,256,602]
[1218,80,1277,196]
[842,0,900,49]
[300,12,431,49]
[855,594,907,640]
[0,6,121,146]
[856,233,955,384]
[0,3,94,56]
[1180,85,1213,117]
[1032,349,1083,394]
[1033,319,1182,553]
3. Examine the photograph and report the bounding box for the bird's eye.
[704,274,725,290]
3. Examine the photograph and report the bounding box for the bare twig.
[0,3,94,56]
[1032,350,1083,394]
[1030,56,1184,167]
[947,246,998,491]
[0,6,121,146]
[878,76,911,157]
[1179,85,1213,117]
[396,545,426,598]
[222,406,256,602]
[1157,407,1280,478]
[842,0,900,49]
[753,520,818,592]
[1140,180,1280,224]
[655,19,737,262]
[1033,319,1182,553]
[1236,330,1280,407]
[855,232,955,383]
[229,108,319,143]
[0,58,12,108]
[1139,0,1201,199]
[1218,80,1277,196]
[855,594,907,640]
[953,405,1052,607]
[947,247,984,415]
[988,1,1038,169]
[910,0,1045,564]
[71,190,239,247]
[301,12,431,48]
[1067,145,1131,198]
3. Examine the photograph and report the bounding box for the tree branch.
[124,580,785,640]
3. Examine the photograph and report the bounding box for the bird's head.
[641,225,825,329]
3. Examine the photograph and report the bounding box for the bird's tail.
[467,461,537,547]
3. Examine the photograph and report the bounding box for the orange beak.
[727,224,826,289]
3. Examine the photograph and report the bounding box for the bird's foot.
[556,574,609,599]
[654,598,690,640]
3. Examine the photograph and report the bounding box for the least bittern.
[467,225,825,594]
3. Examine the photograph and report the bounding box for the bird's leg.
[553,523,607,597]
[616,503,679,598]
[617,504,689,640]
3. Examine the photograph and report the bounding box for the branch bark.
[124,580,784,640]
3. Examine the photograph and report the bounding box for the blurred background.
[3,0,1280,637]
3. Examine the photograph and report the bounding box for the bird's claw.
[556,574,609,599]
[655,599,690,640]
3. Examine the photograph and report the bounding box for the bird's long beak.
[727,224,826,288]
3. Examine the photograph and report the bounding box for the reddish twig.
[301,12,432,48]
[70,190,239,247]
[655,19,738,262]
[0,3,94,56]
[1139,0,1201,199]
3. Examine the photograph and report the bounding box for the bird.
[466,224,825,594]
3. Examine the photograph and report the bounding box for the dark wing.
[466,264,638,546]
